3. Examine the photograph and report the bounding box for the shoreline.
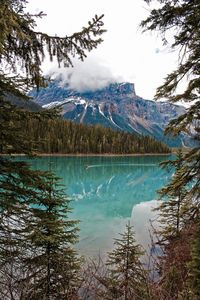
[5,152,172,157]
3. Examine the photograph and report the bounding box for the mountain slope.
[30,80,189,147]
[4,92,42,112]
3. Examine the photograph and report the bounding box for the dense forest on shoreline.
[19,118,171,154]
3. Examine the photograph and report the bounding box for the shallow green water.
[18,155,172,257]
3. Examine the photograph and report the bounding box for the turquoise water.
[19,155,172,257]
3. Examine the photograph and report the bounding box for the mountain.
[30,80,190,147]
[4,92,42,112]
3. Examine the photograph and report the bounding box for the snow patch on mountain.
[80,102,88,123]
[30,81,195,147]
[99,104,107,119]
[42,97,86,109]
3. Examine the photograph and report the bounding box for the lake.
[18,155,172,257]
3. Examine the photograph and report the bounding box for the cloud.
[131,200,161,249]
[48,57,122,92]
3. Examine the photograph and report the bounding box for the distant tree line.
[18,118,170,154]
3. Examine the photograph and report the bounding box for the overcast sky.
[27,0,178,99]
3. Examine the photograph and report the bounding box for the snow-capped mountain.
[30,80,190,147]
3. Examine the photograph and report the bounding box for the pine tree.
[141,2,200,297]
[0,0,105,298]
[0,159,47,299]
[0,0,105,93]
[141,0,200,209]
[104,223,149,300]
[17,117,170,155]
[0,161,82,299]
[21,172,82,299]
[0,0,105,155]
[155,149,189,242]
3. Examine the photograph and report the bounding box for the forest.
[18,117,170,154]
[0,0,199,299]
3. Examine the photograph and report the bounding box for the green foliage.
[0,157,41,274]
[103,223,149,300]
[0,97,35,154]
[0,1,105,298]
[141,0,200,103]
[21,173,82,299]
[0,0,105,92]
[141,0,200,201]
[15,116,171,155]
[0,96,61,155]
[155,149,190,242]
[141,1,200,298]
[0,158,82,299]
[189,221,200,298]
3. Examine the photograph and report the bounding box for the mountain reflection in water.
[16,155,172,257]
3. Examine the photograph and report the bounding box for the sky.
[27,0,178,99]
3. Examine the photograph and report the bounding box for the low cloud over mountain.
[48,57,122,92]
[30,79,194,147]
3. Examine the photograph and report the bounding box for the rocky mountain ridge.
[30,80,189,147]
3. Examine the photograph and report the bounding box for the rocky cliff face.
[30,81,190,147]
